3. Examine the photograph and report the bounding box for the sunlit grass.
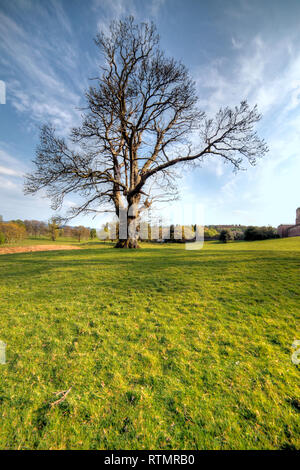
[0,236,91,247]
[0,238,299,449]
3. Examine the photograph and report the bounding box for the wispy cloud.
[0,5,82,134]
[95,0,166,34]
[0,165,23,177]
[196,33,300,117]
[95,0,137,35]
[149,0,166,17]
[0,148,28,174]
[231,37,243,50]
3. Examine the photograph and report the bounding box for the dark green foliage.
[90,228,97,239]
[244,226,278,241]
[170,225,175,241]
[219,229,234,243]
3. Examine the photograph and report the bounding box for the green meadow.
[0,237,299,450]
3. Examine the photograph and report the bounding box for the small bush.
[204,228,219,240]
[219,229,234,243]
[232,230,244,240]
[90,228,97,239]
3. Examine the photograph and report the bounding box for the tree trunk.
[114,238,140,249]
[114,209,140,249]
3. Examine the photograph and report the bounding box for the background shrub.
[232,230,245,240]
[204,228,219,240]
[219,229,234,243]
[0,222,27,243]
[244,226,278,241]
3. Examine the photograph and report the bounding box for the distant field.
[0,238,299,449]
[0,236,86,247]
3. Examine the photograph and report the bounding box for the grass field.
[0,237,299,450]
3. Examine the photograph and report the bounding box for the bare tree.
[48,217,59,241]
[73,225,90,242]
[24,17,268,248]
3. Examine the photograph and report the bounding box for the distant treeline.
[219,226,279,243]
[206,224,248,232]
[99,222,279,243]
[0,216,279,245]
[0,217,97,244]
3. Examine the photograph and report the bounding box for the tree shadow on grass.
[0,246,298,285]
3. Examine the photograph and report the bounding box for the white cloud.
[0,165,23,177]
[0,148,28,175]
[196,33,300,118]
[95,0,137,34]
[202,156,225,178]
[0,9,82,134]
[231,37,243,50]
[95,0,166,34]
[149,0,166,17]
[0,176,19,190]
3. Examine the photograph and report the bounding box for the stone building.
[278,208,300,237]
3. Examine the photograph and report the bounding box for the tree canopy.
[24,17,268,248]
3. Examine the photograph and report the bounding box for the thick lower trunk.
[114,238,140,249]
[114,198,140,248]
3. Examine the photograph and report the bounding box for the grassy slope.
[0,238,299,450]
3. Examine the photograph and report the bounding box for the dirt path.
[0,245,81,255]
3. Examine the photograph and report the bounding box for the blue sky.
[0,0,300,228]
